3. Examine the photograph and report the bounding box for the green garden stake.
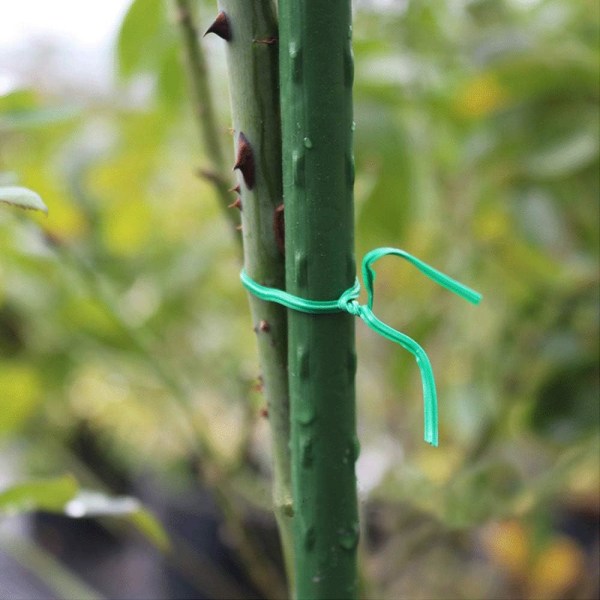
[279,1,359,598]
[275,3,482,598]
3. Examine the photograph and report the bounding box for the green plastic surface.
[279,1,358,597]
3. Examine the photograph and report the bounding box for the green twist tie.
[241,247,482,447]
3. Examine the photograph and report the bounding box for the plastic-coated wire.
[241,247,482,446]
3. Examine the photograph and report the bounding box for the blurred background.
[0,0,598,598]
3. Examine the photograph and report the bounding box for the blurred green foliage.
[0,0,598,598]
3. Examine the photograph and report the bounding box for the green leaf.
[128,507,171,552]
[0,475,79,515]
[0,89,38,111]
[157,43,186,110]
[64,490,142,518]
[0,105,80,131]
[0,186,48,214]
[0,89,79,131]
[0,363,42,434]
[117,0,168,78]
[65,491,170,551]
[525,129,599,179]
[0,479,170,552]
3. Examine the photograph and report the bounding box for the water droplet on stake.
[338,524,359,551]
[296,401,316,425]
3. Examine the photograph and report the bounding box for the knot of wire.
[240,247,482,447]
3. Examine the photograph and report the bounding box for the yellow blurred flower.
[454,73,508,118]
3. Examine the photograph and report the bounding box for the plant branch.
[174,0,239,236]
[213,0,294,590]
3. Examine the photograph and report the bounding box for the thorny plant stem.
[279,1,359,598]
[174,2,288,596]
[175,0,292,594]
[208,0,294,593]
[174,0,239,236]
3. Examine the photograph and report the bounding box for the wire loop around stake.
[240,247,482,446]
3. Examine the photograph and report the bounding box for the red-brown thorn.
[233,132,255,190]
[254,320,270,333]
[204,12,232,41]
[228,197,242,211]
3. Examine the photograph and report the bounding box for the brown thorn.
[228,184,241,194]
[254,320,270,333]
[228,197,242,211]
[236,224,243,231]
[233,132,256,189]
[259,407,269,418]
[204,11,232,41]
